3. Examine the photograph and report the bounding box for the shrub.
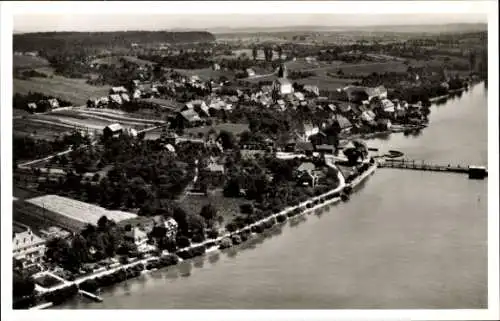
[191,234,205,244]
[218,238,232,249]
[240,203,254,215]
[176,235,191,248]
[225,222,238,233]
[207,229,219,239]
[276,214,287,223]
[231,235,242,245]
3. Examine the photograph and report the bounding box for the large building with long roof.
[20,195,138,232]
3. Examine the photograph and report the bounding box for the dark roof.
[334,114,353,129]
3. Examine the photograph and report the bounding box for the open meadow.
[178,189,250,224]
[13,55,50,69]
[173,68,236,81]
[14,75,110,106]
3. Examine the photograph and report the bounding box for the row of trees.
[13,92,72,113]
[13,131,90,163]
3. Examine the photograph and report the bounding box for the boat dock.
[378,158,488,179]
[78,289,103,302]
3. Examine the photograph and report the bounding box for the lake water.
[60,82,488,309]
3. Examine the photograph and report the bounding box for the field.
[296,75,359,91]
[14,75,110,106]
[178,189,250,224]
[14,107,166,140]
[173,68,236,81]
[185,123,249,136]
[91,55,155,67]
[13,55,50,69]
[144,122,249,140]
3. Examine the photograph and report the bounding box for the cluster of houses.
[26,98,60,112]
[12,211,180,269]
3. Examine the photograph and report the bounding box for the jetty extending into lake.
[378,158,488,179]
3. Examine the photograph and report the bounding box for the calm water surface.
[61,83,488,309]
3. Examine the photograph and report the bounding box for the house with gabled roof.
[48,98,60,109]
[109,94,123,105]
[110,86,128,95]
[103,123,123,138]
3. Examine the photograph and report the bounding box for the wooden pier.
[378,159,488,179]
[78,289,103,302]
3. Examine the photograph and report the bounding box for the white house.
[13,225,46,267]
[125,227,148,247]
[109,94,123,105]
[273,78,294,95]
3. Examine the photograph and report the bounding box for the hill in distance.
[13,31,216,52]
[208,23,487,34]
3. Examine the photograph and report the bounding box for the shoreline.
[35,161,377,309]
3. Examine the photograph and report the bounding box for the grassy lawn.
[184,123,249,137]
[14,75,110,106]
[296,75,359,91]
[14,118,73,140]
[333,61,409,77]
[173,68,236,81]
[178,190,250,224]
[13,55,50,69]
[34,274,63,288]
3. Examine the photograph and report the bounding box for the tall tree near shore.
[252,47,258,61]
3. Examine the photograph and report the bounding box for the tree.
[187,214,205,235]
[97,215,109,231]
[13,272,35,299]
[252,47,258,61]
[218,130,236,149]
[240,203,254,215]
[200,203,217,222]
[176,235,191,248]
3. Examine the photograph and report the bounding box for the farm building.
[22,194,138,232]
[103,123,123,138]
[183,100,210,117]
[27,102,37,111]
[176,109,203,128]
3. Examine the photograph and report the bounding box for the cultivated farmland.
[14,107,166,140]
[91,55,156,67]
[14,75,110,106]
[13,55,50,69]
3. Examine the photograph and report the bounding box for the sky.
[13,13,488,33]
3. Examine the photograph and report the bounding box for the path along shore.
[36,158,377,306]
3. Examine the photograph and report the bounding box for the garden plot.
[14,118,74,140]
